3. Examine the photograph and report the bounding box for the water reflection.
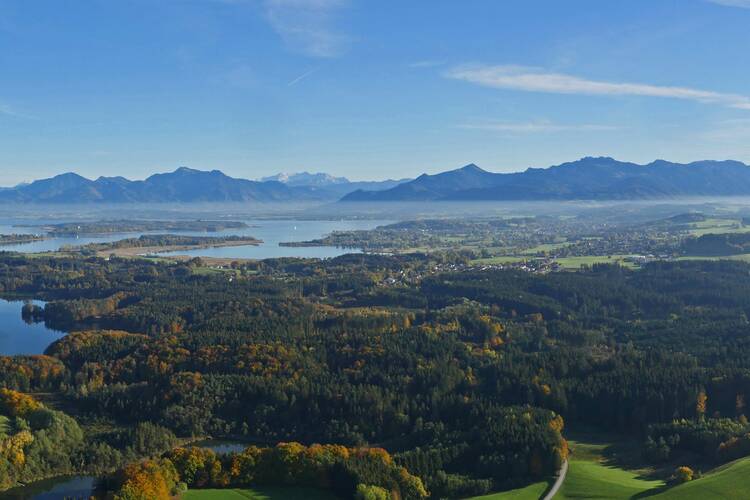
[3,475,96,500]
[0,299,65,355]
[0,219,393,259]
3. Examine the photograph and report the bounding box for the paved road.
[543,460,569,499]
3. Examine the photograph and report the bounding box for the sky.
[1,0,750,185]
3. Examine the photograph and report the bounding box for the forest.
[72,234,262,257]
[1,252,750,497]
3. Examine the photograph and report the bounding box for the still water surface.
[0,219,392,259]
[0,299,65,356]
[3,475,96,500]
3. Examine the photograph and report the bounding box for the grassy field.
[558,459,663,499]
[471,254,639,270]
[471,256,527,265]
[689,217,750,236]
[558,431,750,499]
[554,255,637,270]
[183,486,338,499]
[467,480,551,499]
[557,433,664,499]
[519,242,570,255]
[651,456,750,499]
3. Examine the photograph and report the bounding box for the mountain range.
[258,171,408,198]
[341,157,750,202]
[0,167,406,204]
[5,157,750,204]
[260,172,349,186]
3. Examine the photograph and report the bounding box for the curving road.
[543,460,568,499]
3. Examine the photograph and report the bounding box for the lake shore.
[95,238,263,258]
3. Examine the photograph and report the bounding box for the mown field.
[471,254,638,270]
[652,457,750,499]
[688,217,750,236]
[558,459,663,499]
[557,432,750,499]
[553,255,637,269]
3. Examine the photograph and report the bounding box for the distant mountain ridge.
[8,157,750,204]
[260,172,350,186]
[259,171,410,197]
[341,157,750,202]
[0,167,408,204]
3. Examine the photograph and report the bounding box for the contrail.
[287,67,320,87]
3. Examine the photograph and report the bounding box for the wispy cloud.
[264,0,349,58]
[0,103,35,120]
[220,63,257,88]
[459,121,619,134]
[702,119,750,142]
[287,66,320,86]
[409,60,446,69]
[446,65,750,110]
[0,104,16,117]
[707,0,750,8]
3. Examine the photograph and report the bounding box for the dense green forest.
[681,232,750,256]
[2,252,750,497]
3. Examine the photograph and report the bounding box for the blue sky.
[1,0,750,185]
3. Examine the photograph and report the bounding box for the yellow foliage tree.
[114,459,178,500]
[696,391,708,421]
[0,388,41,417]
[0,430,33,466]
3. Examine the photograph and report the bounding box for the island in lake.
[0,234,48,245]
[70,234,262,258]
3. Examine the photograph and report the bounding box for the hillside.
[653,457,750,499]
[341,157,750,202]
[0,167,407,204]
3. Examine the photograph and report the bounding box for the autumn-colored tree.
[356,483,390,500]
[0,430,33,467]
[548,414,565,433]
[674,466,694,484]
[397,466,429,499]
[356,447,393,466]
[0,388,41,417]
[230,446,264,484]
[696,391,708,421]
[168,446,227,488]
[114,459,178,500]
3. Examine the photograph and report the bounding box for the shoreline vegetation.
[0,234,47,245]
[67,234,263,258]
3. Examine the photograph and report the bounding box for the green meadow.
[183,486,338,500]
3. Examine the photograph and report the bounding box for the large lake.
[0,299,65,356]
[0,219,393,259]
